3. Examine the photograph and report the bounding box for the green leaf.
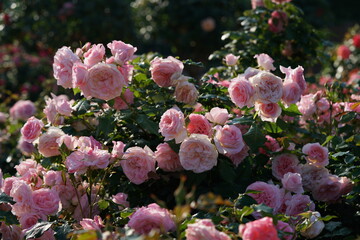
[0,210,19,225]
[282,104,302,117]
[0,192,15,204]
[340,112,357,123]
[72,88,81,95]
[25,221,53,239]
[54,222,73,240]
[230,116,254,125]
[183,59,204,67]
[134,73,148,82]
[136,114,159,135]
[218,159,236,183]
[344,154,356,164]
[243,125,266,152]
[97,114,115,137]
[98,200,110,210]
[120,209,134,218]
[264,122,283,133]
[253,204,273,214]
[332,151,349,158]
[74,99,90,115]
[235,194,257,208]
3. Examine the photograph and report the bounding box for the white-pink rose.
[205,107,230,125]
[83,44,105,67]
[111,140,125,159]
[255,102,282,122]
[228,76,255,108]
[155,143,182,172]
[38,127,64,157]
[150,56,184,87]
[214,125,244,155]
[20,117,43,143]
[249,71,283,104]
[53,46,80,88]
[280,65,306,92]
[186,219,231,240]
[159,108,187,144]
[300,212,325,239]
[297,93,316,118]
[254,53,276,71]
[10,180,33,204]
[107,40,137,65]
[281,172,304,193]
[174,80,199,105]
[224,54,240,66]
[302,143,329,167]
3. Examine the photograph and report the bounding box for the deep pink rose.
[255,102,282,122]
[214,125,244,155]
[155,143,182,172]
[21,117,43,143]
[249,71,283,104]
[9,100,36,121]
[353,34,360,48]
[205,107,229,125]
[268,11,288,33]
[337,45,351,59]
[121,146,156,184]
[150,56,184,87]
[159,107,187,143]
[239,217,280,240]
[281,172,304,193]
[32,188,61,215]
[83,44,105,67]
[246,182,283,213]
[254,53,275,71]
[38,127,64,157]
[224,54,239,66]
[127,203,176,235]
[302,143,329,167]
[228,76,255,108]
[53,46,80,88]
[179,134,218,173]
[280,65,306,93]
[174,80,199,105]
[285,194,315,217]
[187,114,212,137]
[113,88,134,110]
[186,219,231,240]
[112,192,130,210]
[80,215,104,231]
[107,40,137,65]
[272,153,300,180]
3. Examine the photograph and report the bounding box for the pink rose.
[155,143,182,172]
[53,46,80,88]
[281,172,304,193]
[187,114,212,137]
[239,217,280,240]
[186,219,231,240]
[9,100,36,121]
[254,53,276,71]
[107,40,137,65]
[38,127,64,157]
[268,11,288,33]
[159,107,187,144]
[228,76,255,108]
[72,62,88,88]
[249,71,283,104]
[179,134,218,173]
[193,102,206,112]
[80,63,126,101]
[32,188,61,215]
[339,177,353,196]
[246,182,283,213]
[297,94,316,118]
[316,98,330,112]
[112,192,130,210]
[150,56,184,87]
[0,223,23,240]
[255,102,282,122]
[337,45,351,59]
[312,175,342,202]
[205,107,229,125]
[272,153,300,180]
[174,80,199,105]
[57,134,78,150]
[2,176,18,195]
[214,125,244,155]
[65,148,110,174]
[127,203,175,235]
[44,94,73,125]
[113,88,134,110]
[20,117,43,143]
[251,0,264,9]
[120,146,156,185]
[225,143,249,167]
[275,221,294,240]
[224,54,239,66]
[300,164,329,191]
[285,194,314,217]
[280,65,306,93]
[111,140,125,159]
[302,143,329,167]
[300,212,325,239]
[80,215,104,231]
[19,212,46,229]
[83,44,105,67]
[353,34,360,48]
[263,135,282,153]
[15,139,35,158]
[282,81,302,106]
[9,180,33,204]
[15,159,37,176]
[43,170,63,186]
[243,67,261,80]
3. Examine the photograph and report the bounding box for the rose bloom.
[10,180,33,204]
[251,0,264,9]
[72,62,88,88]
[38,127,64,157]
[174,80,199,105]
[127,203,176,235]
[112,192,130,210]
[65,148,110,174]
[205,107,229,125]
[43,170,63,186]
[268,10,288,33]
[337,45,351,60]
[282,81,302,106]
[155,143,182,172]
[53,46,80,88]
[239,217,280,240]
[272,153,300,180]
[83,44,105,67]
[150,56,184,87]
[186,219,231,240]
[0,112,7,123]
[243,67,261,80]
[0,223,23,240]
[302,142,329,167]
[312,175,342,202]
[280,65,306,93]
[187,114,212,137]
[14,159,37,176]
[20,116,43,143]
[228,76,255,108]
[19,212,47,229]
[297,94,316,118]
[57,134,78,151]
[179,134,218,173]
[214,125,244,155]
[113,88,134,110]
[80,215,104,231]
[353,34,360,48]
[281,172,304,194]
[255,102,282,122]
[246,181,283,213]
[2,176,18,195]
[249,71,283,104]
[159,107,187,144]
[226,143,249,167]
[300,212,325,239]
[111,140,125,159]
[285,194,315,217]
[44,93,73,125]
[121,146,156,185]
[254,53,276,71]
[300,164,329,191]
[32,188,61,215]
[9,100,36,121]
[276,221,294,240]
[224,54,239,66]
[107,40,137,65]
[316,98,330,112]
[261,135,282,154]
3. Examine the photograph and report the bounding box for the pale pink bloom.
[246,182,283,213]
[9,180,33,204]
[83,44,105,67]
[77,136,102,151]
[264,135,282,153]
[107,40,137,65]
[113,89,134,110]
[150,56,184,87]
[44,93,73,125]
[214,125,244,155]
[282,81,302,106]
[224,54,239,66]
[72,62,88,88]
[280,65,306,92]
[275,221,294,240]
[205,107,229,125]
[337,45,351,59]
[118,63,134,84]
[339,177,353,196]
[111,141,125,159]
[268,11,288,33]
[281,172,304,193]
[112,193,130,210]
[38,127,64,157]
[15,159,37,176]
[32,188,61,215]
[56,134,78,150]
[228,76,255,108]
[9,100,36,121]
[80,215,104,231]
[2,176,18,195]
[239,217,280,240]
[302,143,329,167]
[53,46,80,88]
[297,94,316,118]
[174,80,199,105]
[249,71,283,104]
[65,148,110,174]
[254,53,276,71]
[187,114,212,137]
[255,102,282,122]
[285,194,314,217]
[12,202,33,217]
[159,108,187,144]
[312,175,342,202]
[243,67,261,80]
[300,164,329,191]
[121,146,156,185]
[80,63,126,101]
[155,143,182,172]
[251,0,264,9]
[193,102,206,112]
[300,212,325,239]
[179,134,218,173]
[0,112,7,123]
[225,142,249,167]
[20,117,43,143]
[0,223,23,240]
[43,170,63,186]
[186,219,231,240]
[19,212,46,229]
[272,153,300,180]
[127,203,176,235]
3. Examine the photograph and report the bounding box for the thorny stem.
[69,174,84,218]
